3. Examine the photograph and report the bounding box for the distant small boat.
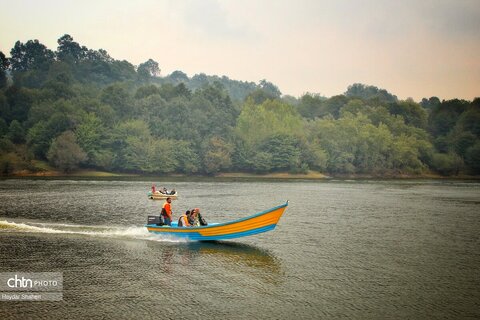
[145,201,288,241]
[147,191,178,200]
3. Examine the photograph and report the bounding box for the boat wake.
[0,219,187,243]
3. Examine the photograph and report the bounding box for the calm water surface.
[0,178,479,319]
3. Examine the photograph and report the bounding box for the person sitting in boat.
[189,208,207,226]
[178,210,191,227]
[169,188,176,195]
[188,208,198,226]
[197,209,208,226]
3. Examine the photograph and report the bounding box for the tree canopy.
[0,34,479,176]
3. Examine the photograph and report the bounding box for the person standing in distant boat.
[161,197,173,226]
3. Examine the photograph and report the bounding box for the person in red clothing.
[161,197,173,226]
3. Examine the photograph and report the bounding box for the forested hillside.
[0,35,479,176]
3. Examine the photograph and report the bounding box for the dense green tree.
[2,34,480,176]
[137,59,160,81]
[465,142,480,174]
[188,74,259,102]
[301,139,328,171]
[109,60,137,82]
[174,141,200,174]
[101,83,133,118]
[4,86,40,123]
[236,99,303,148]
[250,151,273,173]
[259,79,281,98]
[168,70,189,84]
[75,113,106,165]
[10,40,55,72]
[456,107,480,136]
[345,83,397,103]
[47,131,87,172]
[0,118,8,136]
[430,152,463,175]
[156,83,191,101]
[388,99,428,128]
[203,136,233,174]
[56,34,87,63]
[448,131,477,158]
[297,93,326,119]
[0,137,15,153]
[322,95,350,119]
[26,107,76,159]
[7,120,25,144]
[420,96,440,110]
[27,121,51,158]
[0,51,9,88]
[43,62,76,99]
[429,99,469,136]
[134,84,161,99]
[0,92,10,122]
[259,134,302,172]
[190,73,209,89]
[246,88,278,105]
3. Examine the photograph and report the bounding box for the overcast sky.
[1,0,479,101]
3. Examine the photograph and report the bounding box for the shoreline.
[2,169,479,180]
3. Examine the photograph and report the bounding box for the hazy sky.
[1,0,479,101]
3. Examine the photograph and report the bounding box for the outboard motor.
[147,215,163,226]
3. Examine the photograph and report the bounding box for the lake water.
[0,178,479,319]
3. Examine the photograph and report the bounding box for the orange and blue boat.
[145,201,288,241]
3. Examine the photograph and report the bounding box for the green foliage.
[0,137,15,153]
[137,59,160,81]
[0,118,8,137]
[0,51,9,88]
[297,93,327,119]
[101,83,133,118]
[203,136,233,174]
[4,86,41,123]
[27,121,51,158]
[246,89,278,105]
[259,79,281,98]
[174,141,200,174]
[10,40,55,72]
[420,97,440,110]
[250,151,273,174]
[167,70,189,84]
[428,99,469,136]
[388,99,427,128]
[456,107,480,136]
[430,153,463,175]
[75,113,106,166]
[1,35,479,176]
[47,131,87,172]
[465,142,480,174]
[135,84,161,99]
[236,99,303,147]
[259,134,302,172]
[56,34,87,63]
[309,112,432,174]
[345,83,398,103]
[7,120,25,144]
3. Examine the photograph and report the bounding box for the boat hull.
[145,202,288,241]
[148,192,178,200]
